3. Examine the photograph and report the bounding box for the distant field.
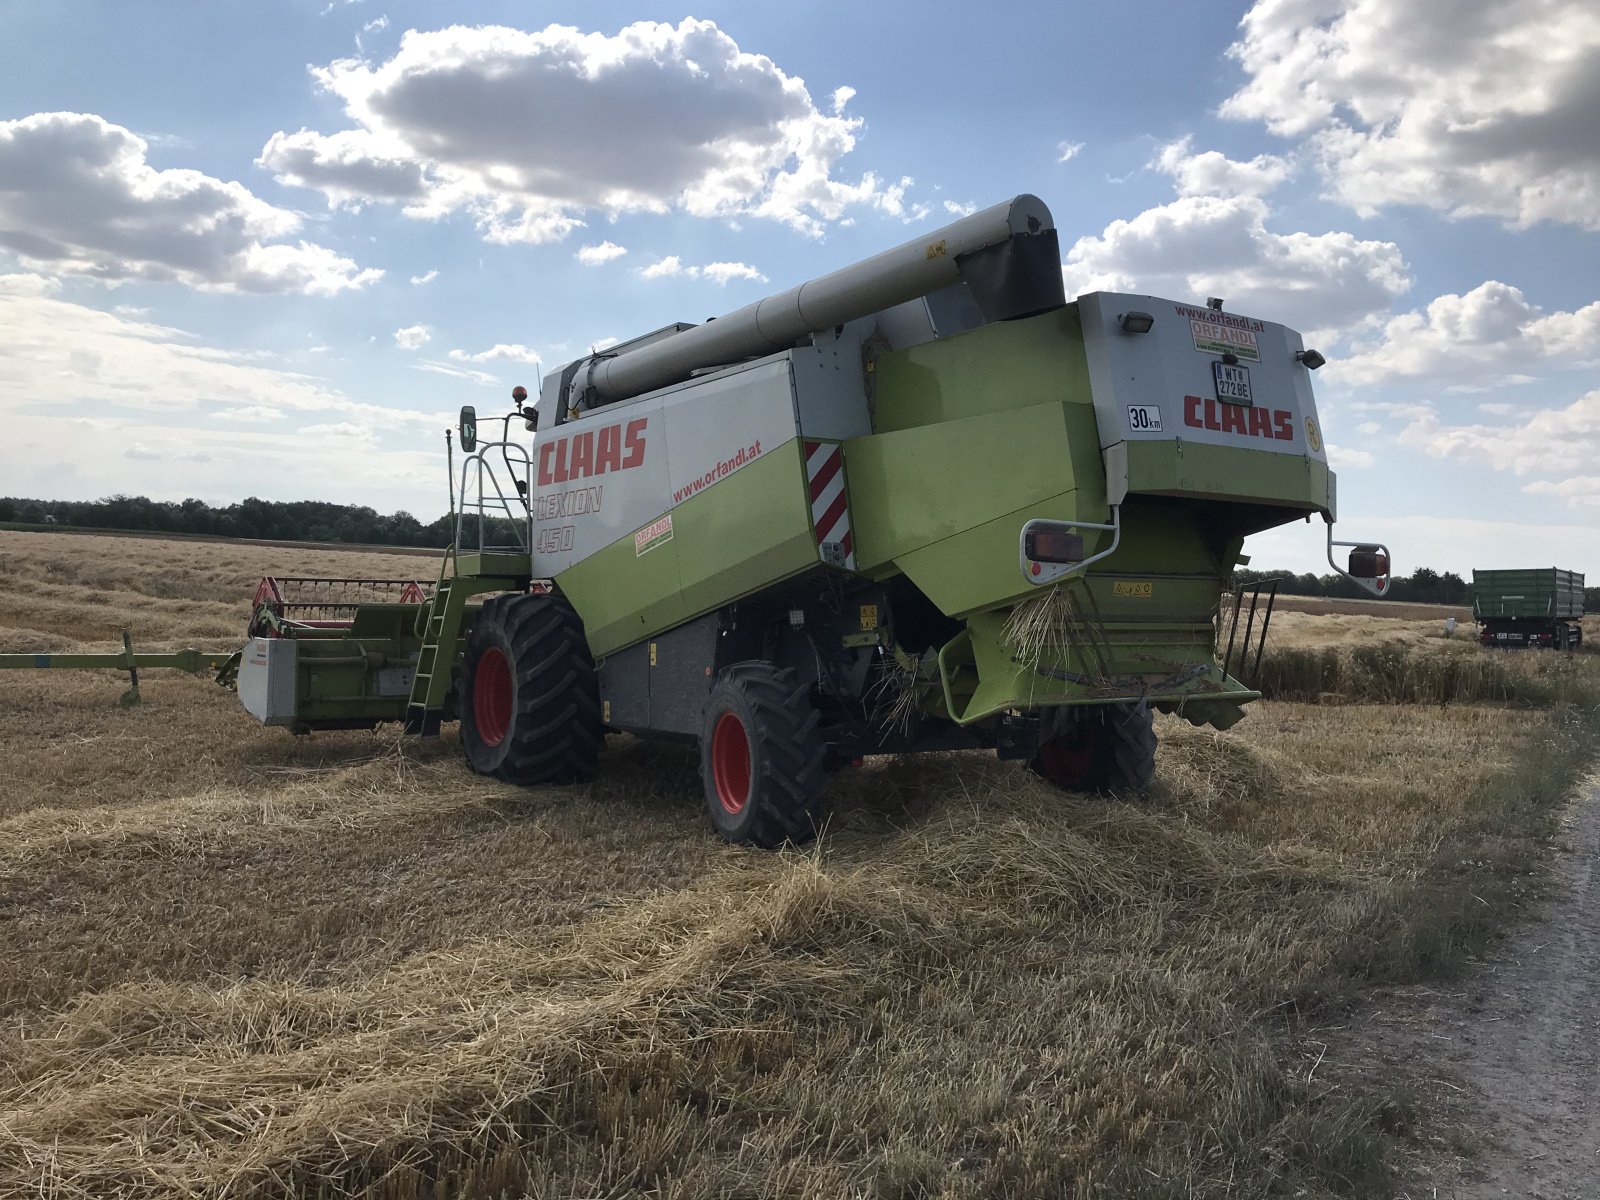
[0,530,435,653]
[2,530,1597,1199]
[1271,593,1474,620]
[0,520,441,557]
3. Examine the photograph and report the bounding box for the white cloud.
[1060,194,1409,337]
[1057,141,1084,164]
[363,15,388,33]
[1332,281,1600,385]
[449,344,542,365]
[701,260,766,284]
[301,420,379,447]
[414,360,499,386]
[640,256,686,280]
[393,324,431,350]
[942,200,978,217]
[1223,0,1600,229]
[259,19,897,241]
[1397,390,1600,487]
[257,128,428,206]
[639,256,766,284]
[213,405,285,423]
[1325,443,1374,469]
[409,269,438,285]
[576,241,627,265]
[0,274,457,509]
[1524,477,1600,509]
[1154,136,1293,198]
[0,274,440,428]
[0,112,381,294]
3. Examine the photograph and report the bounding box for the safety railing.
[1221,577,1282,684]
[456,441,534,554]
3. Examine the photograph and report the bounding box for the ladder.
[404,577,458,736]
[402,551,528,736]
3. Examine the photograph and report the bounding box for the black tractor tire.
[1028,702,1157,795]
[700,662,828,848]
[458,593,602,785]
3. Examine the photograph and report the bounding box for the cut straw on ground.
[2,530,1597,1199]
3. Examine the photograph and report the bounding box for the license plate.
[1213,361,1253,405]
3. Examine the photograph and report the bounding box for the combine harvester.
[3,196,1391,846]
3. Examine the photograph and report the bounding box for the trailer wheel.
[459,593,602,785]
[700,662,827,848]
[1028,703,1156,795]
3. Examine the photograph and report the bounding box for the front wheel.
[700,662,827,848]
[458,593,602,785]
[1028,703,1156,795]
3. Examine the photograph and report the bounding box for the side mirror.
[1347,546,1389,580]
[1327,527,1393,596]
[458,405,477,453]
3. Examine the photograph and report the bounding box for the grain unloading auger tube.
[216,193,1394,846]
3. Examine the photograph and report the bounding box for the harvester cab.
[223,193,1392,847]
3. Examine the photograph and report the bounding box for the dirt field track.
[1,529,1596,1199]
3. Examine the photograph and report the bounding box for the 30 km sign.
[1127,404,1163,433]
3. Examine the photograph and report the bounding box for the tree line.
[2,493,1595,611]
[0,494,455,547]
[1231,566,1599,612]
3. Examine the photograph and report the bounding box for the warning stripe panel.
[803,440,856,571]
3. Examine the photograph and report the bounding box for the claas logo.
[1183,396,1293,441]
[538,417,647,486]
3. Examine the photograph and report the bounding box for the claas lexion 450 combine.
[10,195,1394,847]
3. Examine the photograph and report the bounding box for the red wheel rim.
[473,646,513,747]
[1039,738,1095,788]
[711,712,752,815]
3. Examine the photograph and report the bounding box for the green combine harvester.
[5,195,1391,846]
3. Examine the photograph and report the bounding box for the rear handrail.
[456,441,533,554]
[1222,578,1282,683]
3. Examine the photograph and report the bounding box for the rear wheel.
[459,593,602,785]
[1028,703,1156,795]
[701,662,827,848]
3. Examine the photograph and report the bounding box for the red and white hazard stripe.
[804,440,855,570]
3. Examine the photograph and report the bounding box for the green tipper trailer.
[1473,568,1585,650]
[210,194,1393,846]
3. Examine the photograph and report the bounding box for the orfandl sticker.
[633,514,673,556]
[1174,303,1264,362]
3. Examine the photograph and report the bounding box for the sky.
[0,0,1596,579]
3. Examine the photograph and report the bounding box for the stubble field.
[1,530,1597,1199]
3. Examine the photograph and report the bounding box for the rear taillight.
[1025,528,1085,564]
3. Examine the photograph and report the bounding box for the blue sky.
[1,0,1596,577]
